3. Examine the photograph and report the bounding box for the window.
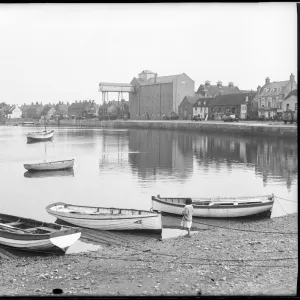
[261,98,265,107]
[295,103,297,111]
[287,104,290,110]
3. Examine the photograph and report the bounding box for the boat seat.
[5,221,23,226]
[24,228,37,232]
[37,226,58,232]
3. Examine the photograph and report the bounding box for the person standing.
[181,198,193,237]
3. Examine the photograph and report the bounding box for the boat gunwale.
[46,202,161,218]
[24,159,74,167]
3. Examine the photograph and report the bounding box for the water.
[0,126,297,253]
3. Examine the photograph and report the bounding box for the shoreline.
[0,213,297,296]
[2,119,297,138]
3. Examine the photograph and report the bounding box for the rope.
[86,255,296,269]
[191,219,297,235]
[275,196,297,203]
[275,198,291,215]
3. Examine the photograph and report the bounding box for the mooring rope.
[275,196,297,203]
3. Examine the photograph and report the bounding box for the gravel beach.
[0,213,297,296]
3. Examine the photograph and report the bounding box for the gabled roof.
[196,84,241,97]
[285,89,297,100]
[193,93,255,107]
[184,95,199,105]
[41,106,54,115]
[69,101,93,110]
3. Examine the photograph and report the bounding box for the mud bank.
[0,213,297,296]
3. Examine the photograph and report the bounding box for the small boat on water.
[24,159,74,171]
[46,202,162,233]
[22,121,35,125]
[27,130,54,143]
[0,213,81,254]
[151,195,275,218]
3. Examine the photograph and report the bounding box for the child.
[181,198,193,237]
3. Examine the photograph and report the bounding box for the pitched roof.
[196,84,241,97]
[194,93,255,107]
[285,89,297,100]
[185,95,199,104]
[69,101,92,110]
[41,106,54,115]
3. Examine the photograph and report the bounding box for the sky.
[0,3,297,106]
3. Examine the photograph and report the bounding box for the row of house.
[125,70,297,120]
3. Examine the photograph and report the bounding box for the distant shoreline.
[2,119,297,139]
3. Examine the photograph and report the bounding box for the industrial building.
[129,70,195,120]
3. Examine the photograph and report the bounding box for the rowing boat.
[24,159,74,171]
[151,195,274,218]
[0,213,81,254]
[27,130,54,143]
[46,202,162,233]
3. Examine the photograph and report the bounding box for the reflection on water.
[0,126,297,254]
[24,169,74,179]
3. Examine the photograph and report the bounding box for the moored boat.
[27,130,54,143]
[46,202,162,233]
[151,195,275,218]
[0,213,81,254]
[24,159,74,171]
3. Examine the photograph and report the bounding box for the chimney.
[290,73,295,82]
[257,85,261,94]
[228,82,234,87]
[217,81,222,88]
[205,80,210,87]
[265,77,270,85]
[154,73,157,84]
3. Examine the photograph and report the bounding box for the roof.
[257,80,293,97]
[185,95,199,105]
[285,89,297,100]
[134,73,184,86]
[193,93,255,107]
[196,84,241,97]
[41,106,54,115]
[69,101,93,110]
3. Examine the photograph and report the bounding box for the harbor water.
[0,126,297,253]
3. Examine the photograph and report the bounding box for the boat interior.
[51,204,156,216]
[0,214,63,234]
[154,196,272,206]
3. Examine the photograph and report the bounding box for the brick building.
[129,70,195,120]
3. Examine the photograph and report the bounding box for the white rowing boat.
[0,213,81,254]
[46,202,162,233]
[24,159,74,171]
[27,130,54,143]
[151,195,275,218]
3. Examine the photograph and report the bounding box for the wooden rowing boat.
[151,195,275,218]
[46,202,162,233]
[27,130,54,143]
[24,159,74,171]
[0,213,81,254]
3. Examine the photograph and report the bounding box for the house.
[254,73,297,119]
[98,99,129,120]
[178,95,198,120]
[129,70,195,120]
[193,92,256,120]
[282,89,297,112]
[22,102,44,119]
[54,102,70,119]
[40,105,56,119]
[6,105,22,119]
[196,81,241,98]
[68,100,98,118]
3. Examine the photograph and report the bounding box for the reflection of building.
[192,132,297,189]
[128,130,193,182]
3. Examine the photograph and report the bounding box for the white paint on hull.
[50,232,81,249]
[24,159,74,171]
[51,214,162,231]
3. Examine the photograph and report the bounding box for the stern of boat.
[50,230,81,252]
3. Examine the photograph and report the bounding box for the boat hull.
[27,130,54,142]
[0,213,81,254]
[24,159,74,171]
[151,196,274,218]
[46,203,162,232]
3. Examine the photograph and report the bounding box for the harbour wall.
[55,119,297,139]
[3,119,297,138]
